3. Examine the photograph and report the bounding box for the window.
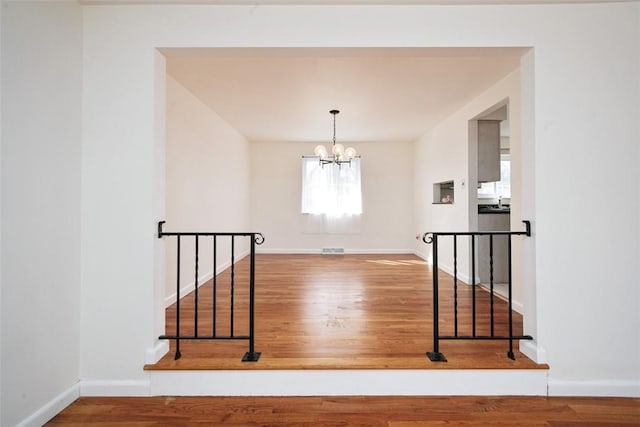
[478,154,511,199]
[301,158,362,216]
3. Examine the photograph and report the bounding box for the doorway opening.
[151,47,540,368]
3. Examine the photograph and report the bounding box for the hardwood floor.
[147,254,545,370]
[54,256,635,424]
[47,396,640,426]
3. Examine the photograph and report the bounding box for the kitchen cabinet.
[478,211,510,284]
[478,120,501,183]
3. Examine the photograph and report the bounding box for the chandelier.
[313,109,357,167]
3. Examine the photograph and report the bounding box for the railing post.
[489,234,495,337]
[175,235,182,360]
[426,233,447,362]
[230,235,235,338]
[242,233,261,362]
[471,234,476,337]
[194,235,199,337]
[453,235,458,337]
[212,235,217,337]
[507,234,515,360]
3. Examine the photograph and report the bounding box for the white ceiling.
[164,47,525,143]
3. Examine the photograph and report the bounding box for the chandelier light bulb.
[345,147,357,159]
[314,145,328,159]
[333,143,345,156]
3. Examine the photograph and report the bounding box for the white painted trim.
[164,269,214,307]
[548,379,640,397]
[520,340,547,365]
[149,369,548,396]
[512,299,524,314]
[415,251,474,284]
[477,283,524,314]
[145,340,170,364]
[346,249,415,254]
[413,249,430,263]
[80,380,150,396]
[257,248,415,254]
[16,382,80,427]
[438,262,472,285]
[164,250,250,307]
[256,248,318,254]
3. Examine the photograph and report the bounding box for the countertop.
[478,204,510,214]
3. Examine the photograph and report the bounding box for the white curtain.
[301,157,362,216]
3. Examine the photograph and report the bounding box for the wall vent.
[321,247,345,255]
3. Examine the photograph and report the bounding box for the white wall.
[251,141,414,253]
[80,5,158,389]
[77,1,639,400]
[165,74,251,303]
[414,69,524,306]
[1,2,82,426]
[531,6,639,395]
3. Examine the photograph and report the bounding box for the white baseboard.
[150,369,548,396]
[520,340,547,365]
[438,262,472,285]
[164,250,249,307]
[145,340,170,365]
[16,382,80,427]
[256,248,319,254]
[548,378,640,397]
[348,249,415,254]
[80,380,150,397]
[413,249,428,262]
[415,251,474,286]
[512,299,524,314]
[257,248,415,254]
[164,269,213,307]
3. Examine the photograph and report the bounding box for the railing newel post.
[230,235,235,338]
[175,235,181,360]
[426,233,447,362]
[507,234,515,360]
[472,234,476,337]
[489,234,495,337]
[213,235,217,338]
[242,233,261,362]
[194,235,199,337]
[453,235,458,337]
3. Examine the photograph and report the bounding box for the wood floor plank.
[47,396,640,426]
[148,254,546,371]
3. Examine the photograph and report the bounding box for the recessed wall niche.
[433,180,454,204]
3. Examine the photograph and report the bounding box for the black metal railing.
[422,220,533,361]
[157,221,264,362]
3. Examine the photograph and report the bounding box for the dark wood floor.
[147,254,545,370]
[47,396,640,426]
